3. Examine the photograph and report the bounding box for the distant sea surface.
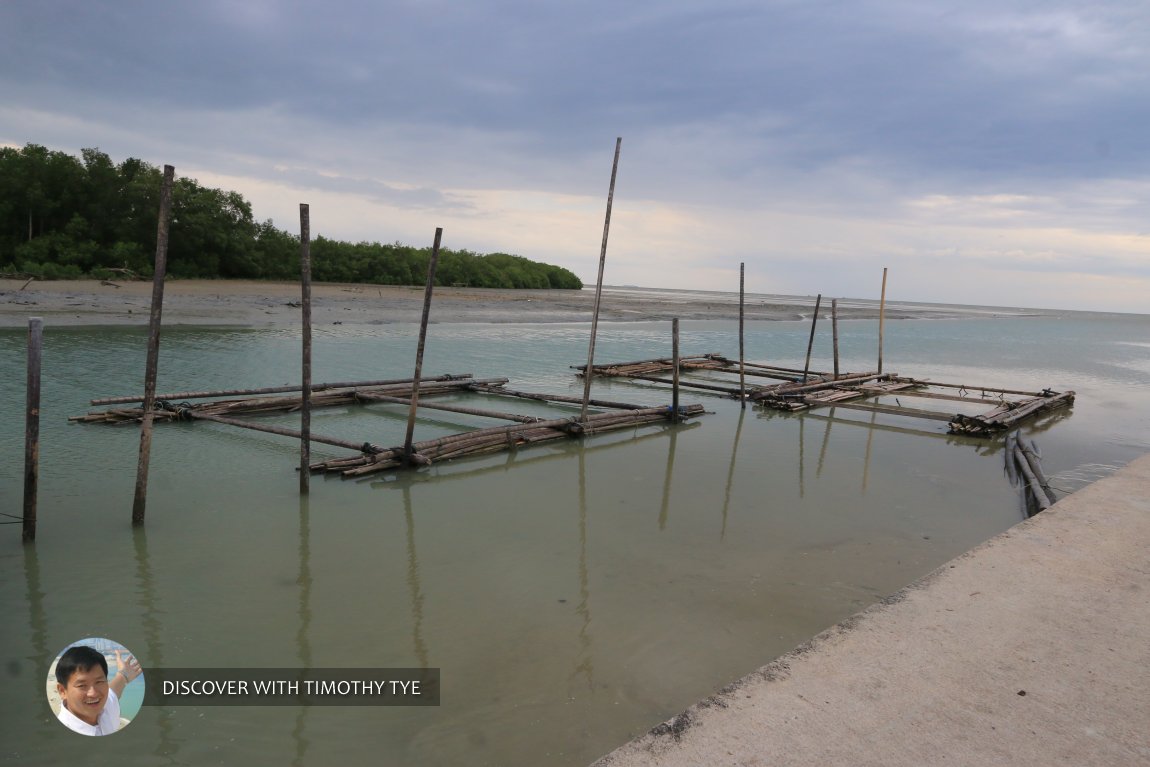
[1,291,1147,766]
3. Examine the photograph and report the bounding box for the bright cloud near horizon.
[2,1,1147,313]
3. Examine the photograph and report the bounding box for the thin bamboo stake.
[831,298,840,380]
[802,294,822,382]
[878,267,888,375]
[672,318,680,423]
[580,137,622,423]
[23,317,42,542]
[299,203,312,494]
[132,164,174,527]
[404,228,442,460]
[739,262,746,408]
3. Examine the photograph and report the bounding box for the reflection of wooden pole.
[404,228,442,460]
[802,294,822,382]
[23,317,42,542]
[739,263,746,408]
[831,299,840,380]
[878,267,888,375]
[132,164,175,527]
[672,318,680,423]
[580,137,623,424]
[299,204,312,494]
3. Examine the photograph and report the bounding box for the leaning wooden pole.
[131,164,174,527]
[299,203,312,494]
[739,262,746,408]
[878,267,888,375]
[802,294,822,382]
[23,317,42,542]
[403,228,443,460]
[831,298,840,380]
[672,318,681,423]
[580,137,622,424]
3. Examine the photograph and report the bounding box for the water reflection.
[292,496,313,767]
[403,484,431,670]
[720,408,746,542]
[658,427,678,532]
[569,449,594,694]
[132,527,179,762]
[22,544,49,683]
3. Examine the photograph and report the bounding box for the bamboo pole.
[878,267,888,375]
[1012,442,1051,513]
[831,298,840,380]
[802,294,822,382]
[672,318,680,423]
[188,411,383,454]
[356,392,544,423]
[739,262,746,408]
[299,203,312,494]
[580,137,622,423]
[404,228,442,460]
[132,164,174,527]
[92,375,474,406]
[467,384,649,411]
[23,317,42,542]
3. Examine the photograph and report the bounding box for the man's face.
[57,665,108,726]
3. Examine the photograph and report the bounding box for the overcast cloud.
[2,0,1147,311]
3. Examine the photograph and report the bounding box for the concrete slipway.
[593,453,1150,767]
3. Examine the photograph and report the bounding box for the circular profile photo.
[47,638,144,736]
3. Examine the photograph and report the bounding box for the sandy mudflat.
[0,278,994,329]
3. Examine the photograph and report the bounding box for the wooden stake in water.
[802,294,822,382]
[739,262,746,408]
[672,318,681,423]
[580,137,622,424]
[831,298,840,380]
[878,267,888,375]
[132,164,175,527]
[299,203,312,494]
[404,228,443,460]
[23,317,42,542]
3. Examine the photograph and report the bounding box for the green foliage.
[0,144,583,289]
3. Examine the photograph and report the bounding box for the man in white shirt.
[54,645,141,736]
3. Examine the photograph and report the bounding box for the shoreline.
[0,278,1033,328]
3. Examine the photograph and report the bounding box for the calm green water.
[1,306,1148,766]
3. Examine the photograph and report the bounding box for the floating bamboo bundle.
[1005,432,1059,515]
[310,403,707,478]
[949,391,1075,436]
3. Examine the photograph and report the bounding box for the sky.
[1,1,1147,312]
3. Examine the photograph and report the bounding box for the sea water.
[1,300,1148,766]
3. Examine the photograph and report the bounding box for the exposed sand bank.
[0,278,1021,329]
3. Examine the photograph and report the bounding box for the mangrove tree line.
[0,144,583,289]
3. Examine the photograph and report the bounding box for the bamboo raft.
[574,353,854,397]
[576,354,1074,437]
[71,374,708,477]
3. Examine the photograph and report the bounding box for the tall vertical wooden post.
[404,228,443,460]
[580,137,622,423]
[299,204,312,494]
[738,262,746,408]
[831,298,840,380]
[23,317,42,542]
[802,294,822,382]
[671,318,680,423]
[132,164,175,527]
[878,267,888,375]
